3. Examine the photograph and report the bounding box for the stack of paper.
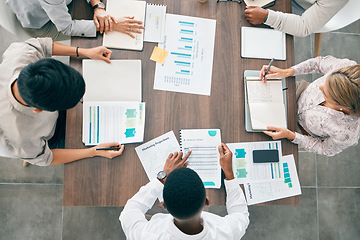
[227,141,301,205]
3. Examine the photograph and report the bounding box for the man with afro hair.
[120,143,249,239]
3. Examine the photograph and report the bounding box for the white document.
[135,131,180,181]
[244,0,275,7]
[180,129,221,188]
[241,27,286,60]
[144,3,167,43]
[227,141,284,184]
[154,14,216,96]
[103,0,146,50]
[244,154,302,205]
[82,102,145,145]
[82,60,142,102]
[246,79,287,130]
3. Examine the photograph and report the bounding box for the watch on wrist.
[157,171,167,183]
[93,2,105,10]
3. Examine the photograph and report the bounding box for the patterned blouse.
[291,56,360,156]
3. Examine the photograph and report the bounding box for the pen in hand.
[95,146,122,151]
[262,58,275,81]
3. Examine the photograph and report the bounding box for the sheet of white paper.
[154,14,216,96]
[144,3,167,43]
[244,154,302,205]
[82,60,142,102]
[135,131,180,181]
[246,80,284,103]
[103,0,146,50]
[82,102,145,145]
[227,141,283,184]
[249,103,287,130]
[180,129,221,188]
[241,27,286,60]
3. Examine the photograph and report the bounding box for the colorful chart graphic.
[283,162,292,188]
[234,148,248,179]
[124,109,137,138]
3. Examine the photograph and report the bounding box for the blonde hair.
[326,64,360,117]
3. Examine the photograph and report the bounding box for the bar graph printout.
[227,141,284,184]
[82,101,145,145]
[154,14,216,95]
[244,154,301,205]
[180,129,221,188]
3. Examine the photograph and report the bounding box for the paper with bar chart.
[227,141,284,184]
[154,14,216,95]
[82,101,145,146]
[180,129,221,188]
[244,154,301,205]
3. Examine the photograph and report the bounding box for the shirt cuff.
[150,178,165,191]
[291,132,302,145]
[264,9,276,26]
[224,178,240,191]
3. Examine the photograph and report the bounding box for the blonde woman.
[260,56,360,156]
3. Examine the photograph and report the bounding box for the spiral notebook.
[144,3,167,43]
[180,129,222,188]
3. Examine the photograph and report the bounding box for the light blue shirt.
[6,0,96,37]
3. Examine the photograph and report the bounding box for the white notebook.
[82,60,142,102]
[103,0,146,51]
[144,3,167,43]
[245,76,287,131]
[241,27,286,60]
[244,0,276,8]
[180,129,222,189]
[82,60,145,145]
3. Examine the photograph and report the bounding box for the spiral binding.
[147,3,167,7]
[179,129,183,151]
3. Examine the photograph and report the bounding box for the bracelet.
[76,47,79,57]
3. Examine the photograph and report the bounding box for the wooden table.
[63,0,298,206]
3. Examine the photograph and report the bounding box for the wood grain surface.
[63,0,299,206]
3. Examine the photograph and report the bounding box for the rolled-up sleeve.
[39,0,96,37]
[265,0,348,37]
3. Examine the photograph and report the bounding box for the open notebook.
[244,70,287,132]
[82,60,145,145]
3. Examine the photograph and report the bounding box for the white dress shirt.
[265,0,348,37]
[292,56,360,156]
[120,178,250,240]
[6,0,96,37]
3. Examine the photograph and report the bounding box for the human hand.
[82,46,112,63]
[219,143,234,180]
[244,6,269,25]
[260,65,294,83]
[263,126,296,141]
[112,16,144,39]
[163,151,192,177]
[92,142,124,159]
[93,8,116,34]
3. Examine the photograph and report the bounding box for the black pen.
[95,147,121,151]
[262,58,275,81]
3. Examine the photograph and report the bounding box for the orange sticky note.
[150,46,168,64]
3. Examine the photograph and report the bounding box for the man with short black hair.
[0,37,124,166]
[120,143,250,239]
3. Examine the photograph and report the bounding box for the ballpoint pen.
[262,58,275,81]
